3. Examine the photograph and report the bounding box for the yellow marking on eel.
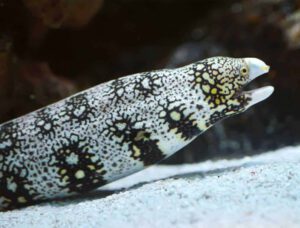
[17,196,27,204]
[60,169,67,175]
[133,145,141,157]
[134,131,146,141]
[170,111,181,121]
[211,88,217,95]
[75,170,85,179]
[88,165,96,170]
[202,85,211,94]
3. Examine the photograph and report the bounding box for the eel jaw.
[242,86,274,108]
[239,58,274,108]
[245,57,270,81]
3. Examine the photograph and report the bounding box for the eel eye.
[240,67,248,76]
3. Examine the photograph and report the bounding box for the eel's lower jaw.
[241,86,274,108]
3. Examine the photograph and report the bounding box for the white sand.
[1,146,300,228]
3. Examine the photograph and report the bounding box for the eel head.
[190,56,274,125]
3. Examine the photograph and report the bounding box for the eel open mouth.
[237,58,274,108]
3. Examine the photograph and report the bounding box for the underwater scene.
[0,0,300,227]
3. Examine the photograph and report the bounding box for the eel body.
[0,57,273,210]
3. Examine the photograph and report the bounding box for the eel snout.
[241,58,274,107]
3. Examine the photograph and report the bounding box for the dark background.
[0,0,299,164]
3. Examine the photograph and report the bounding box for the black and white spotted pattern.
[0,57,259,210]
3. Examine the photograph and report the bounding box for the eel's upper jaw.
[245,57,270,81]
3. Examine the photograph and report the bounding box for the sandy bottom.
[1,146,300,228]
